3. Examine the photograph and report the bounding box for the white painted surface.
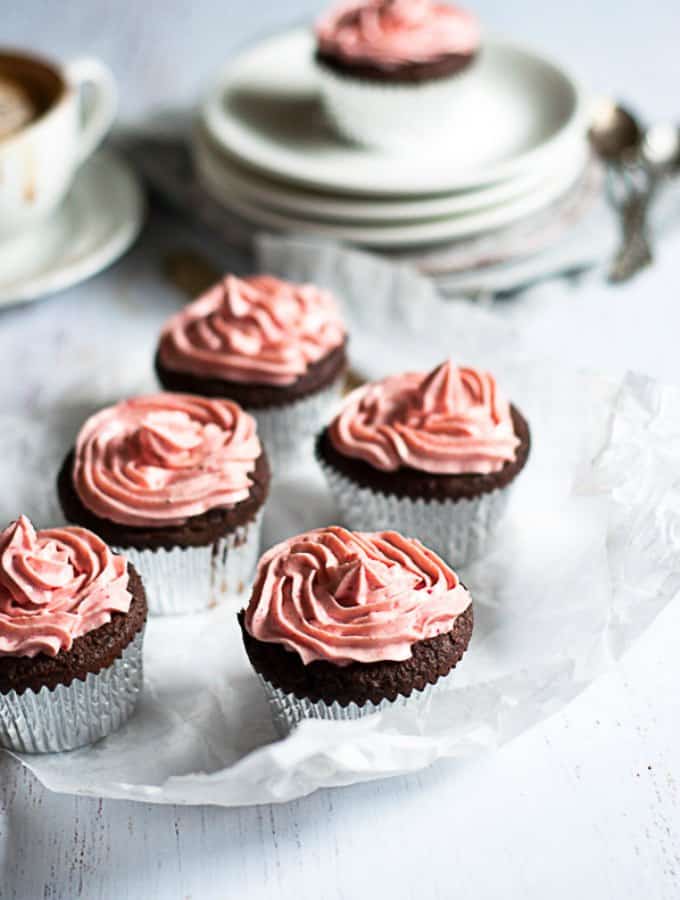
[2,1,680,898]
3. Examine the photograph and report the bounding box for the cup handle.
[63,58,117,164]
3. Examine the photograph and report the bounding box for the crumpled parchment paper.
[6,240,680,806]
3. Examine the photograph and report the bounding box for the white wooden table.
[2,2,680,897]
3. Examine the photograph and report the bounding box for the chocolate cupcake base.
[57,450,271,551]
[258,669,447,737]
[0,629,145,753]
[315,51,480,150]
[240,606,473,737]
[0,567,147,754]
[155,342,347,410]
[315,50,477,85]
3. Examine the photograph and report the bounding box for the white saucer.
[193,127,587,224]
[0,150,145,308]
[197,137,587,248]
[202,27,588,197]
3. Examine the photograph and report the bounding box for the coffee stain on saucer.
[23,145,36,203]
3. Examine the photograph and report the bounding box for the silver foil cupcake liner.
[250,379,343,476]
[316,59,479,150]
[0,627,144,754]
[259,670,449,737]
[320,462,512,567]
[116,511,263,616]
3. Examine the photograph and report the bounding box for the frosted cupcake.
[316,360,530,566]
[0,516,146,753]
[315,0,481,149]
[156,274,348,473]
[239,526,473,735]
[57,393,269,616]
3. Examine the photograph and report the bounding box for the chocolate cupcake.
[240,525,473,735]
[317,359,530,566]
[314,0,481,148]
[0,516,147,753]
[58,393,270,616]
[155,274,348,473]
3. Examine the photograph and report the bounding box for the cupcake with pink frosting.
[316,359,530,566]
[0,516,147,753]
[314,0,481,148]
[57,393,270,616]
[239,525,473,734]
[155,274,348,473]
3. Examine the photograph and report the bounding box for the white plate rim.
[201,27,590,197]
[196,145,588,248]
[193,127,588,223]
[0,150,146,309]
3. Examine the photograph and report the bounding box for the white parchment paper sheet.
[5,241,680,806]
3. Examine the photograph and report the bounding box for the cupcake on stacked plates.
[315,0,482,149]
[193,3,591,262]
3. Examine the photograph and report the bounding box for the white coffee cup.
[0,50,117,240]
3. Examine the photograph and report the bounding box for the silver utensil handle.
[609,175,656,282]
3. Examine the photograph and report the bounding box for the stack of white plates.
[195,27,590,252]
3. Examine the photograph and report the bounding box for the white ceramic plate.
[202,27,588,197]
[196,139,588,248]
[0,150,145,308]
[194,127,588,224]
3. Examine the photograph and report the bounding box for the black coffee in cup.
[0,52,64,140]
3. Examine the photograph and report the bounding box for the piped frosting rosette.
[68,394,268,616]
[316,0,480,70]
[73,393,262,528]
[314,0,481,148]
[246,525,471,665]
[319,360,528,566]
[329,360,519,475]
[158,275,346,387]
[242,526,473,734]
[0,516,132,659]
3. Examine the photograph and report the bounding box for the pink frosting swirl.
[0,516,132,659]
[158,275,346,387]
[73,393,262,528]
[329,360,519,474]
[316,0,480,69]
[245,526,471,665]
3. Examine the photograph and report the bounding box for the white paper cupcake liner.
[316,58,479,150]
[115,511,263,616]
[320,461,512,567]
[258,669,451,737]
[0,627,144,754]
[250,379,343,476]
